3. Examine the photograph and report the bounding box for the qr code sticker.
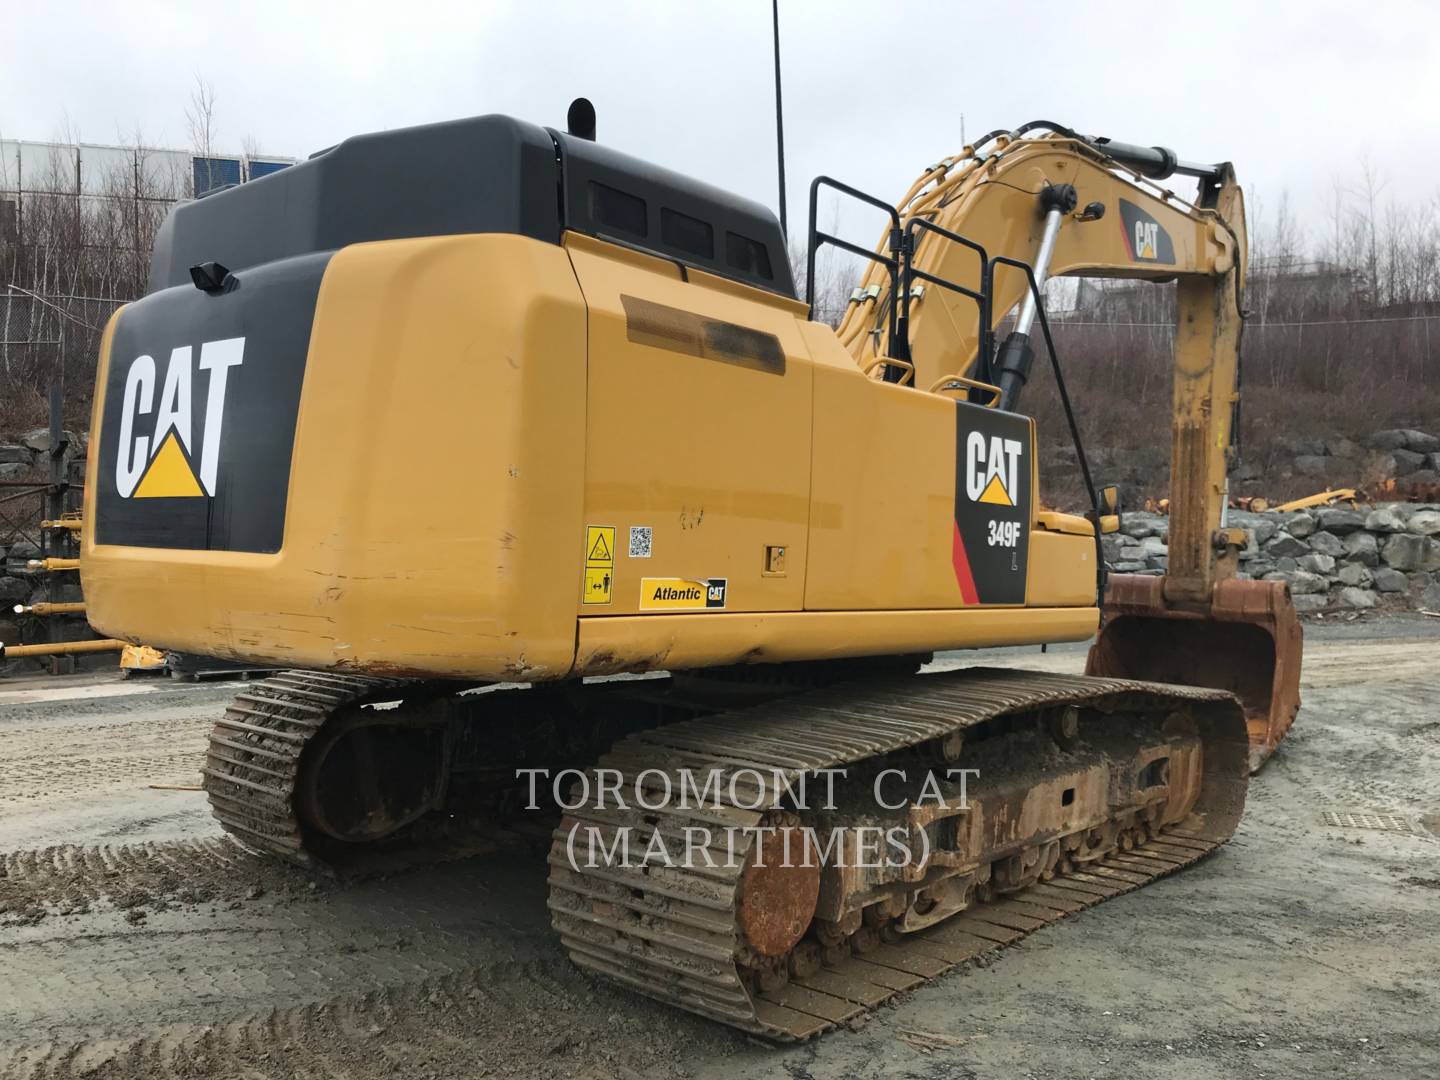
[628,526,653,558]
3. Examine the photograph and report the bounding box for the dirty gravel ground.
[0,618,1436,1079]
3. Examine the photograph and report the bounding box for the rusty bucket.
[1085,574,1302,772]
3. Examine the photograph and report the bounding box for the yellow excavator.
[81,106,1300,1039]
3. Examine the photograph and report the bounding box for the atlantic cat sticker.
[94,251,329,552]
[639,578,727,611]
[952,404,1032,605]
[1118,199,1175,264]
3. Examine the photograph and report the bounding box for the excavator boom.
[825,125,1301,768]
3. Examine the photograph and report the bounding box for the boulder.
[1381,533,1433,572]
[1248,558,1277,578]
[1264,534,1310,559]
[1408,510,1440,536]
[1112,561,1147,573]
[41,578,84,604]
[1291,594,1327,613]
[5,541,40,576]
[1298,553,1336,575]
[0,576,29,605]
[1243,518,1277,545]
[1337,587,1377,609]
[1364,429,1410,452]
[1342,531,1379,565]
[1325,437,1362,459]
[1315,508,1367,534]
[1293,454,1328,477]
[1402,430,1440,454]
[1430,453,1440,474]
[1140,536,1168,557]
[1423,581,1440,611]
[17,428,80,455]
[0,445,33,465]
[1231,460,1263,482]
[1393,449,1427,476]
[1284,513,1317,538]
[1120,514,1157,539]
[1266,569,1326,595]
[1308,532,1345,557]
[1372,567,1409,593]
[0,462,32,480]
[1365,507,1407,533]
[1336,562,1372,588]
[1101,536,1125,563]
[1364,451,1398,479]
[1407,469,1440,487]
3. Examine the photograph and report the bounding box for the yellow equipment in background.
[119,643,167,675]
[79,108,1297,1038]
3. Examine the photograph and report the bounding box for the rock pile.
[0,427,84,480]
[1105,503,1440,612]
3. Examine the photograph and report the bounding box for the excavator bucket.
[1085,574,1302,772]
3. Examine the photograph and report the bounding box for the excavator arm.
[825,126,1300,769]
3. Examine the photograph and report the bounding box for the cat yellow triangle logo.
[978,472,1014,506]
[133,431,204,498]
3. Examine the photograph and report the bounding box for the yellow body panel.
[85,234,590,679]
[83,232,1101,681]
[805,337,982,611]
[576,607,1097,676]
[1024,531,1097,607]
[566,234,813,617]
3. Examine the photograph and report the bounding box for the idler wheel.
[736,815,819,958]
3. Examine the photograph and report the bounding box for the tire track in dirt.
[0,700,217,814]
[0,851,736,1080]
[0,839,320,922]
[0,958,731,1080]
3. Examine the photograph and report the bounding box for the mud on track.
[1,619,1438,1079]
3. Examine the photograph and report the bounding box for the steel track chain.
[200,670,404,863]
[548,666,1249,1039]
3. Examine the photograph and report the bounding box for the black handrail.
[900,217,994,385]
[806,176,904,368]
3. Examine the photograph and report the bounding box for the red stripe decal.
[1120,219,1135,261]
[951,521,979,605]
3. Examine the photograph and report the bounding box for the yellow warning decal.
[639,577,727,611]
[133,431,205,499]
[583,525,615,606]
[977,472,1014,506]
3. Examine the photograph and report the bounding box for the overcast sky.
[6,0,1439,252]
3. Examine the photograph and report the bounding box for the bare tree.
[185,76,219,196]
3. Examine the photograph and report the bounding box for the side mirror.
[1098,484,1122,534]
